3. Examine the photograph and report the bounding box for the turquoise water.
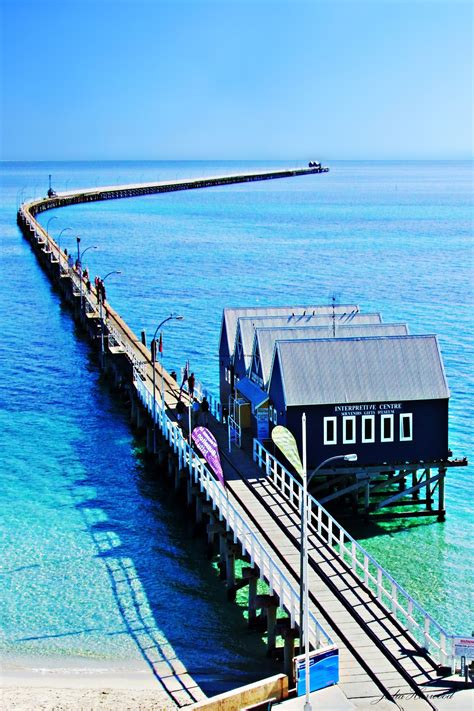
[1,161,472,690]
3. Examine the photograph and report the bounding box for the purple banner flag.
[191,427,225,487]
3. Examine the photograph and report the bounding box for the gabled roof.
[270,335,449,406]
[254,322,409,387]
[220,304,360,357]
[237,312,382,370]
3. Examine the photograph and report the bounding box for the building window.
[225,368,231,384]
[324,417,337,445]
[361,415,375,443]
[381,414,394,442]
[343,416,356,444]
[400,413,413,441]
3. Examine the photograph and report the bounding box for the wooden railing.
[253,439,458,669]
[133,375,333,652]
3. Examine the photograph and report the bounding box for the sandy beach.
[1,655,205,710]
[1,687,176,710]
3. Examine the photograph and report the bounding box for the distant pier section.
[37,164,329,213]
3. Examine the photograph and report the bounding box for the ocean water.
[1,160,472,692]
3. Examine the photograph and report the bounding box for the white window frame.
[324,416,337,445]
[400,413,413,441]
[361,414,375,443]
[342,415,356,444]
[381,414,394,442]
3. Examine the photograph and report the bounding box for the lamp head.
[344,453,358,462]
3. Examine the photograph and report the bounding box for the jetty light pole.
[151,314,184,453]
[99,271,122,357]
[46,215,57,251]
[57,227,72,274]
[302,439,357,710]
[271,420,356,709]
[76,241,98,312]
[16,188,26,210]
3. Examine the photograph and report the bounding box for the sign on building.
[453,637,474,660]
[256,407,269,440]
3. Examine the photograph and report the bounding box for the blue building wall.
[219,325,232,409]
[280,399,449,469]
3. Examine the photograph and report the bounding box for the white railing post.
[424,617,430,651]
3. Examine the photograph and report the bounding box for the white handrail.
[132,375,333,652]
[253,439,457,668]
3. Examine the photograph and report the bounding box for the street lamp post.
[301,418,357,710]
[16,188,26,210]
[98,271,122,359]
[46,215,57,251]
[76,239,98,312]
[151,314,184,453]
[272,419,357,710]
[57,227,72,274]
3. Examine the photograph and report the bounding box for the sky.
[0,0,472,160]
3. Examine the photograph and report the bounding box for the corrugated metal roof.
[254,322,409,387]
[235,377,269,408]
[237,312,382,369]
[222,304,359,355]
[271,335,449,406]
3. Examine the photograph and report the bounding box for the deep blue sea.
[1,160,472,693]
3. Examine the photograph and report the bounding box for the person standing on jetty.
[200,396,210,426]
[187,372,195,399]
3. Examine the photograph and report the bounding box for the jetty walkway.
[17,168,471,709]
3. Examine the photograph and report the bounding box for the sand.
[1,687,176,710]
[0,655,205,710]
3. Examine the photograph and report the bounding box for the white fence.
[253,439,457,668]
[133,375,333,653]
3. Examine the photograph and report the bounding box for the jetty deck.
[17,168,471,709]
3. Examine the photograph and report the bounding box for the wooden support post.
[187,481,199,506]
[219,535,227,580]
[135,403,143,430]
[226,549,236,600]
[146,426,153,453]
[284,632,296,685]
[206,520,225,558]
[437,467,446,522]
[364,479,370,515]
[195,496,203,525]
[398,470,406,492]
[243,568,259,627]
[175,467,186,492]
[426,469,432,511]
[266,604,277,655]
[255,595,279,654]
[157,447,168,466]
[412,470,419,500]
[275,621,298,687]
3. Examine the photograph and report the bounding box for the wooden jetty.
[16,168,471,709]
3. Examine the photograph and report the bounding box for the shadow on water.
[62,347,277,700]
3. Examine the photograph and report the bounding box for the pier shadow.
[64,372,276,700]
